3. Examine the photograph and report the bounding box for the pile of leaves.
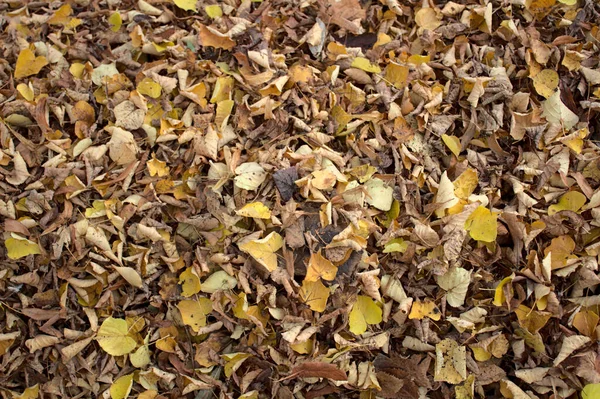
[2,0,600,397]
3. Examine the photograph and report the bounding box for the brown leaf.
[290,362,347,381]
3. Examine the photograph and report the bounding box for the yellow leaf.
[236,202,272,219]
[435,339,467,384]
[14,384,39,399]
[130,336,151,368]
[548,191,586,216]
[16,83,34,101]
[137,78,162,98]
[177,298,213,332]
[290,338,314,354]
[215,99,234,130]
[415,8,442,30]
[200,270,237,294]
[205,4,223,18]
[70,62,86,78]
[5,234,41,259]
[364,177,394,211]
[349,295,383,335]
[515,305,551,333]
[409,299,441,321]
[299,279,330,312]
[383,238,408,253]
[222,353,252,377]
[179,267,201,297]
[14,48,48,80]
[110,373,134,399]
[351,57,381,73]
[493,275,514,307]
[96,317,137,356]
[47,4,72,25]
[108,11,122,32]
[532,69,558,99]
[434,171,459,218]
[453,169,478,199]
[305,251,338,282]
[573,309,599,337]
[583,383,600,399]
[465,206,498,243]
[174,0,197,12]
[408,54,431,65]
[385,62,409,89]
[147,157,170,177]
[558,0,577,4]
[238,231,283,272]
[543,235,576,269]
[442,134,461,157]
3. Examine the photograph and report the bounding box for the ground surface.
[1,0,600,398]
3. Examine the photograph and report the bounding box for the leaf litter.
[1,0,600,398]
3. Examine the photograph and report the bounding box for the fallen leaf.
[238,232,283,272]
[14,48,48,79]
[110,373,134,399]
[349,295,383,335]
[96,317,137,356]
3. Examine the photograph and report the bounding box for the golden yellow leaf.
[548,191,586,216]
[493,275,514,306]
[179,267,201,297]
[70,62,86,78]
[543,235,576,269]
[5,234,41,260]
[351,57,381,73]
[137,78,162,98]
[110,373,134,399]
[222,353,252,377]
[464,206,498,243]
[16,83,34,101]
[238,231,283,272]
[532,69,558,99]
[205,4,223,18]
[573,309,599,337]
[385,62,409,89]
[147,157,170,177]
[299,279,330,312]
[409,299,441,321]
[47,4,73,25]
[236,202,272,219]
[349,295,383,335]
[108,11,122,32]
[14,48,48,80]
[96,317,137,356]
[515,305,551,333]
[14,385,39,399]
[174,0,197,11]
[177,298,213,332]
[290,338,314,354]
[442,134,461,157]
[305,251,338,282]
[453,169,478,199]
